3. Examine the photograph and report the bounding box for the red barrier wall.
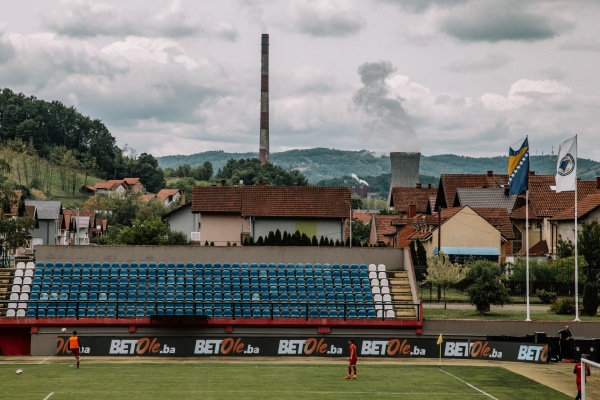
[0,328,31,355]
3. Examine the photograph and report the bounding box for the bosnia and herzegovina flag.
[508,137,529,195]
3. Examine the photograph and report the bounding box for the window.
[512,225,522,254]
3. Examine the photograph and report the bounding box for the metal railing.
[2,299,421,322]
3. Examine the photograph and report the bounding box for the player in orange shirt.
[345,339,357,380]
[67,331,82,369]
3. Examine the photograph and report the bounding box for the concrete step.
[395,311,417,318]
[393,295,413,302]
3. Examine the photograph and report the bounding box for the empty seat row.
[39,262,369,271]
[14,269,34,278]
[10,261,401,320]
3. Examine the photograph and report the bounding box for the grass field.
[0,362,571,400]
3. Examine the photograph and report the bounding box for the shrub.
[465,260,511,314]
[536,289,557,304]
[550,297,575,315]
[582,282,598,316]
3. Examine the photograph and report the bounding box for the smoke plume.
[352,61,420,152]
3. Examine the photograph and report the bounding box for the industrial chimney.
[388,152,421,203]
[259,34,269,165]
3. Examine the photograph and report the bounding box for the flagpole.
[526,189,530,321]
[574,135,580,322]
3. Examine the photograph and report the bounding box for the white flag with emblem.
[555,136,577,193]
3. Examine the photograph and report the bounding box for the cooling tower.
[259,34,269,165]
[388,152,421,203]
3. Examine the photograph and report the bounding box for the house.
[24,200,62,246]
[407,206,503,263]
[434,171,508,211]
[155,189,183,207]
[162,202,199,242]
[550,191,600,245]
[83,177,146,197]
[92,180,129,196]
[390,184,437,215]
[191,185,351,246]
[123,178,145,193]
[453,187,518,211]
[63,209,96,245]
[510,175,600,256]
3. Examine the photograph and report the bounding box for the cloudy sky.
[2,0,600,161]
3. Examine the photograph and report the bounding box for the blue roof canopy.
[434,247,499,256]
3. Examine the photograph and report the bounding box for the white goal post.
[581,357,600,400]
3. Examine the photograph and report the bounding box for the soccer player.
[67,331,82,369]
[574,359,591,400]
[345,339,357,380]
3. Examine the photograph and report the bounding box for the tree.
[115,216,171,245]
[133,153,165,193]
[582,282,598,316]
[466,260,511,314]
[192,161,213,181]
[425,252,466,309]
[351,219,371,245]
[578,220,600,281]
[0,165,35,265]
[215,158,307,186]
[557,237,574,258]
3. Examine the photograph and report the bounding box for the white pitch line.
[440,368,500,400]
[38,355,55,364]
[42,392,55,400]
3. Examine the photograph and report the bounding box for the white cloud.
[43,0,239,40]
[288,0,366,37]
[444,53,513,72]
[43,0,132,37]
[1,0,600,162]
[437,1,575,42]
[560,37,600,52]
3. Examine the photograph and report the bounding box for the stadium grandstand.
[0,246,422,356]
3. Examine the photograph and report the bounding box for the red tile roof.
[63,209,95,228]
[529,239,549,255]
[25,205,37,219]
[391,185,437,214]
[140,194,156,203]
[512,177,600,219]
[124,178,141,185]
[94,180,127,190]
[436,172,508,210]
[472,208,515,240]
[241,186,350,218]
[373,215,398,242]
[352,211,374,224]
[192,186,242,213]
[191,186,351,218]
[552,192,600,220]
[156,189,180,202]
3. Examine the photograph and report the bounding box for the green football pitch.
[0,362,571,400]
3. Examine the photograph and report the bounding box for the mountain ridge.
[157,148,600,185]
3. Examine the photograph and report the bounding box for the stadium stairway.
[0,268,13,316]
[388,270,417,319]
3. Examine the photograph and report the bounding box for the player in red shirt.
[345,339,357,380]
[574,360,591,400]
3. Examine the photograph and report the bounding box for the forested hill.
[0,88,167,193]
[157,148,600,184]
